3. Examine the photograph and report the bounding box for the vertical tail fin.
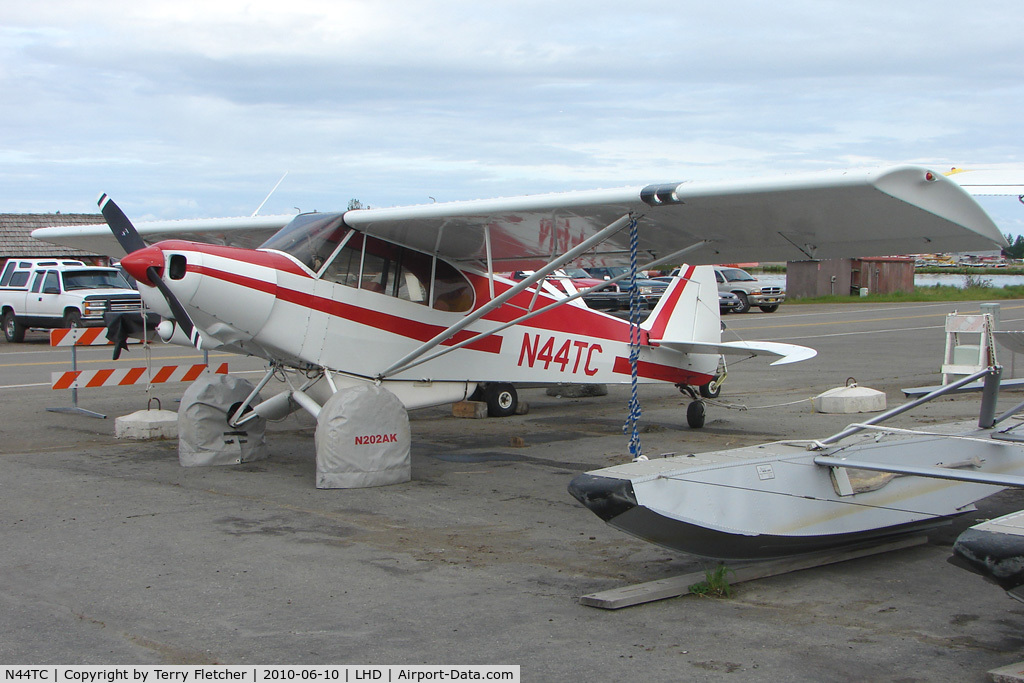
[642,265,721,344]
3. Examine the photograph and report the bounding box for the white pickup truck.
[1,258,143,342]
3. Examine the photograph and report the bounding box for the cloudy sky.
[2,1,1023,234]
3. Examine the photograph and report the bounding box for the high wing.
[32,165,1005,267]
[32,214,294,256]
[343,165,1006,270]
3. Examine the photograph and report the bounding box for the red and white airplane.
[33,165,1006,429]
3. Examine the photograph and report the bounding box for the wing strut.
[376,213,638,380]
[377,239,709,379]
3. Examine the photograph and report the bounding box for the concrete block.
[813,385,886,414]
[115,409,178,440]
[452,400,488,419]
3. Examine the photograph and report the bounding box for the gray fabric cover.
[315,384,410,488]
[178,373,268,467]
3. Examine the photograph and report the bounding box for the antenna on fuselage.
[252,171,289,217]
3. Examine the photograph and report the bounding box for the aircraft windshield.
[260,213,348,272]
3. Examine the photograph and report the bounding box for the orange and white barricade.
[47,327,227,418]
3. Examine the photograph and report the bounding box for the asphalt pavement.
[3,301,1024,681]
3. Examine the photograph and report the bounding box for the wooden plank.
[579,534,928,610]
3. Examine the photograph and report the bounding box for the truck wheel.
[63,310,82,328]
[3,311,25,343]
[484,383,518,418]
[759,304,779,313]
[733,292,750,314]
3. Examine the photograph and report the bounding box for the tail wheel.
[483,383,518,418]
[686,400,706,429]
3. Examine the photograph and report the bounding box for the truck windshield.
[719,268,756,282]
[64,270,133,290]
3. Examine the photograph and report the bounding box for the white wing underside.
[32,165,1006,268]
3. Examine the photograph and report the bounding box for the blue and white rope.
[624,216,643,460]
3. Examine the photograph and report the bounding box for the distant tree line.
[1004,233,1024,260]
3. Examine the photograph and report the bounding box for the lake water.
[756,273,1024,290]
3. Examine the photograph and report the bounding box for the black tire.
[733,292,750,314]
[759,304,779,313]
[62,310,82,328]
[3,311,25,343]
[483,383,518,418]
[686,400,706,429]
[699,382,720,399]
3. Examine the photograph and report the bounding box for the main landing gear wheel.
[686,400,706,429]
[483,383,518,418]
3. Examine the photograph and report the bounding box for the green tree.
[1004,233,1024,260]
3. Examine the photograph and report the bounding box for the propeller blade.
[97,193,147,254]
[146,265,202,349]
[96,193,203,349]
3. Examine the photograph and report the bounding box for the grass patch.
[792,285,1024,305]
[689,564,734,598]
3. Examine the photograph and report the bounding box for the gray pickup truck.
[713,266,785,313]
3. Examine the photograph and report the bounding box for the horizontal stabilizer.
[654,339,817,365]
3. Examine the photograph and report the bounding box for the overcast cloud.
[1,0,1022,234]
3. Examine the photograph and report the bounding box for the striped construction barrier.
[51,362,229,390]
[50,327,118,347]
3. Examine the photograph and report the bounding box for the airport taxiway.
[2,301,1024,681]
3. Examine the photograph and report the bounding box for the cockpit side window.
[320,232,473,312]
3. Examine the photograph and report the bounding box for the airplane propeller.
[98,194,203,349]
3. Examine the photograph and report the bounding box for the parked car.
[668,266,785,313]
[713,266,785,313]
[652,275,741,314]
[582,267,668,308]
[508,269,629,311]
[718,290,742,313]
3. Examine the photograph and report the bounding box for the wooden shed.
[787,257,915,298]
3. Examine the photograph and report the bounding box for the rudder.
[642,265,721,344]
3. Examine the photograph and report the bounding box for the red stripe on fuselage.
[612,356,711,385]
[185,256,501,354]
